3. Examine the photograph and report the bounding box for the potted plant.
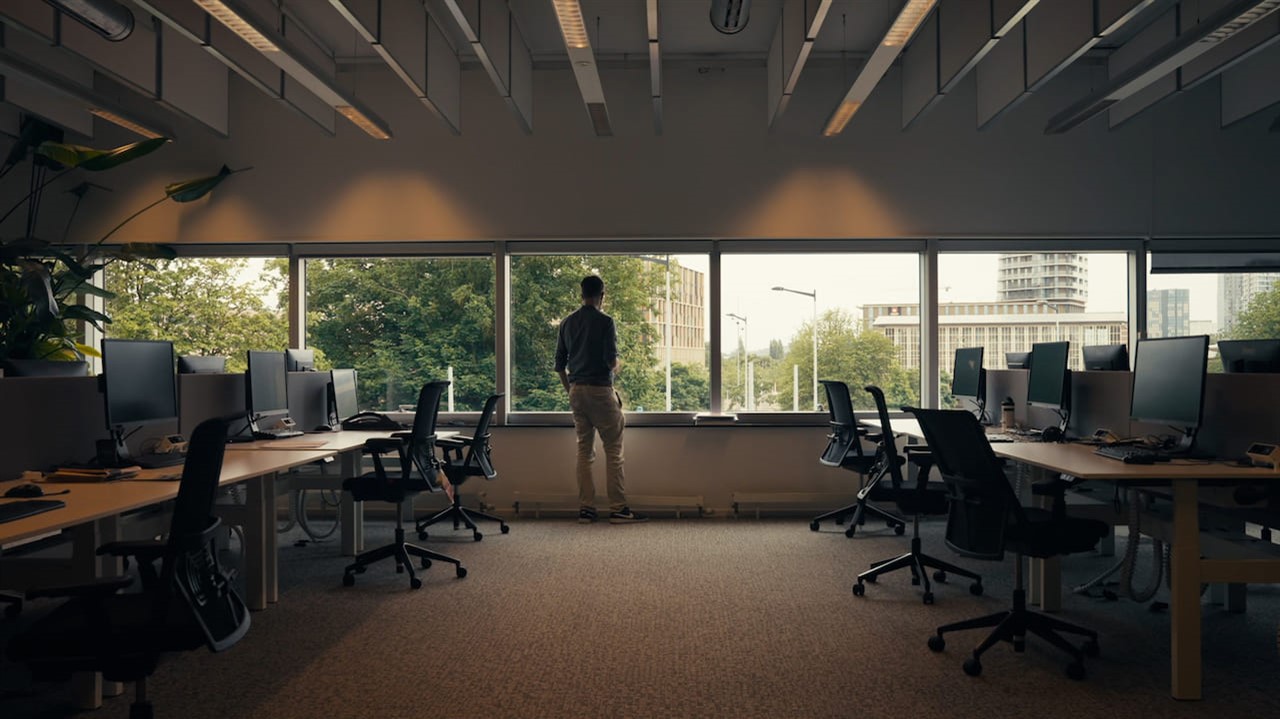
[0,117,242,375]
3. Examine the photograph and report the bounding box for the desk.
[225,430,457,556]
[864,417,1280,700]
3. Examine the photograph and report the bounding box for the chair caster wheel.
[933,571,947,582]
[417,531,428,541]
[473,532,483,542]
[969,583,984,596]
[810,520,820,531]
[410,578,422,590]
[893,524,905,536]
[342,574,355,587]
[1082,640,1100,658]
[844,526,857,538]
[928,635,945,652]
[421,558,431,569]
[456,566,468,579]
[962,658,982,677]
[1066,662,1086,681]
[500,524,510,534]
[922,592,934,605]
[852,582,865,597]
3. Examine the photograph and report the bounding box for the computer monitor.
[102,339,178,464]
[951,347,986,420]
[1218,339,1280,373]
[177,355,227,374]
[285,348,315,372]
[1082,343,1129,371]
[329,368,359,425]
[246,351,289,422]
[1130,335,1209,451]
[1027,341,1071,433]
[1005,351,1030,369]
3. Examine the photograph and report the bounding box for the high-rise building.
[645,262,706,367]
[997,253,1088,310]
[1147,288,1190,338]
[1219,273,1280,336]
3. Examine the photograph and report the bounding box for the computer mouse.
[313,425,333,432]
[4,483,44,498]
[1040,427,1063,443]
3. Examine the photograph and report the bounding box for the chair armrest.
[363,437,406,454]
[96,539,164,561]
[436,436,470,448]
[1031,478,1072,497]
[26,576,133,600]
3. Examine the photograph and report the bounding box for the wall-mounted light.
[551,0,590,49]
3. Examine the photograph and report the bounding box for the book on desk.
[45,465,142,482]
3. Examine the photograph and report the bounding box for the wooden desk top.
[0,449,334,547]
[864,417,1280,482]
[224,429,458,453]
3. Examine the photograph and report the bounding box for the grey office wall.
[12,57,1278,245]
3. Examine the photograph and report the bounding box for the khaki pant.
[568,384,626,511]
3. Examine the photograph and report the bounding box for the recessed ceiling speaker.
[710,0,751,34]
[43,0,134,42]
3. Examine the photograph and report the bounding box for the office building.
[1147,288,1191,338]
[644,263,707,367]
[997,253,1088,309]
[1219,273,1280,336]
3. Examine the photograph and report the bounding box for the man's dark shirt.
[555,304,617,386]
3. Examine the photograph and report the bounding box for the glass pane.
[721,253,920,412]
[937,252,1130,407]
[509,254,709,412]
[305,257,495,412]
[1146,256,1280,373]
[104,257,287,373]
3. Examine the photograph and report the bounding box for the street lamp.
[726,312,748,409]
[772,286,818,410]
[1037,299,1061,342]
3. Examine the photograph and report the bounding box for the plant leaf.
[62,303,111,325]
[165,165,240,202]
[34,137,169,172]
[17,259,58,320]
[73,342,102,359]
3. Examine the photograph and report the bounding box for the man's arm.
[557,368,571,394]
[555,321,571,393]
[605,318,619,375]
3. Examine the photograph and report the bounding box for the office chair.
[811,379,906,536]
[342,381,467,589]
[8,417,250,719]
[416,393,508,542]
[852,387,982,604]
[907,407,1106,680]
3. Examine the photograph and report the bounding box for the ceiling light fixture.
[192,0,280,53]
[822,0,936,136]
[551,0,590,49]
[709,0,751,35]
[335,105,390,140]
[89,108,165,139]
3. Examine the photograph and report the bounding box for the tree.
[670,362,709,411]
[105,258,286,372]
[1229,283,1280,340]
[769,339,784,360]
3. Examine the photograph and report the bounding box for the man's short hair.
[581,275,605,298]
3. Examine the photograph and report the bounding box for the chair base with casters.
[926,559,1098,680]
[343,512,466,589]
[416,494,509,542]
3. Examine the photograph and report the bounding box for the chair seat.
[10,593,205,681]
[342,473,430,503]
[1008,509,1110,558]
[867,482,949,515]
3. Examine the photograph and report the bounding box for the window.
[305,257,495,412]
[508,254,709,413]
[103,257,287,373]
[720,253,920,412]
[938,251,1129,407]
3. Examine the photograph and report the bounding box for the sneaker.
[609,507,648,524]
[578,507,598,524]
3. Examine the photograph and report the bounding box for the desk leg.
[339,450,363,556]
[266,473,278,604]
[71,516,123,709]
[1026,474,1062,613]
[1170,479,1202,700]
[243,475,271,611]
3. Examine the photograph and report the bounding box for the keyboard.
[986,433,1015,443]
[253,429,305,440]
[1094,445,1167,463]
[0,499,66,524]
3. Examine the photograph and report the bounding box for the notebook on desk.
[0,498,66,523]
[45,466,141,482]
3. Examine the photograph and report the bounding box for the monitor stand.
[93,426,136,469]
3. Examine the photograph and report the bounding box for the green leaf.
[164,165,240,203]
[34,137,169,172]
[17,259,57,320]
[62,304,111,327]
[73,342,102,359]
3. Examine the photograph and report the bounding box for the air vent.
[710,0,751,35]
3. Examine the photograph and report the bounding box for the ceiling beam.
[766,0,832,128]
[547,0,609,136]
[439,0,533,133]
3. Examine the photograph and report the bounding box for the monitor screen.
[178,355,226,374]
[1005,351,1030,369]
[103,339,178,428]
[285,348,315,372]
[1082,344,1129,371]
[246,351,289,416]
[951,347,984,399]
[1130,336,1209,428]
[1218,339,1280,373]
[330,368,358,422]
[1026,341,1069,408]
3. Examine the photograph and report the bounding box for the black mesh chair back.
[906,407,1017,561]
[468,393,502,479]
[405,380,449,481]
[864,385,905,489]
[169,416,229,540]
[819,380,858,466]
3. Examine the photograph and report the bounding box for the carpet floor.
[2,517,1277,718]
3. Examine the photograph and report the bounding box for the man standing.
[555,275,646,524]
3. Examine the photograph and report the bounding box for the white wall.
[13,58,1279,246]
